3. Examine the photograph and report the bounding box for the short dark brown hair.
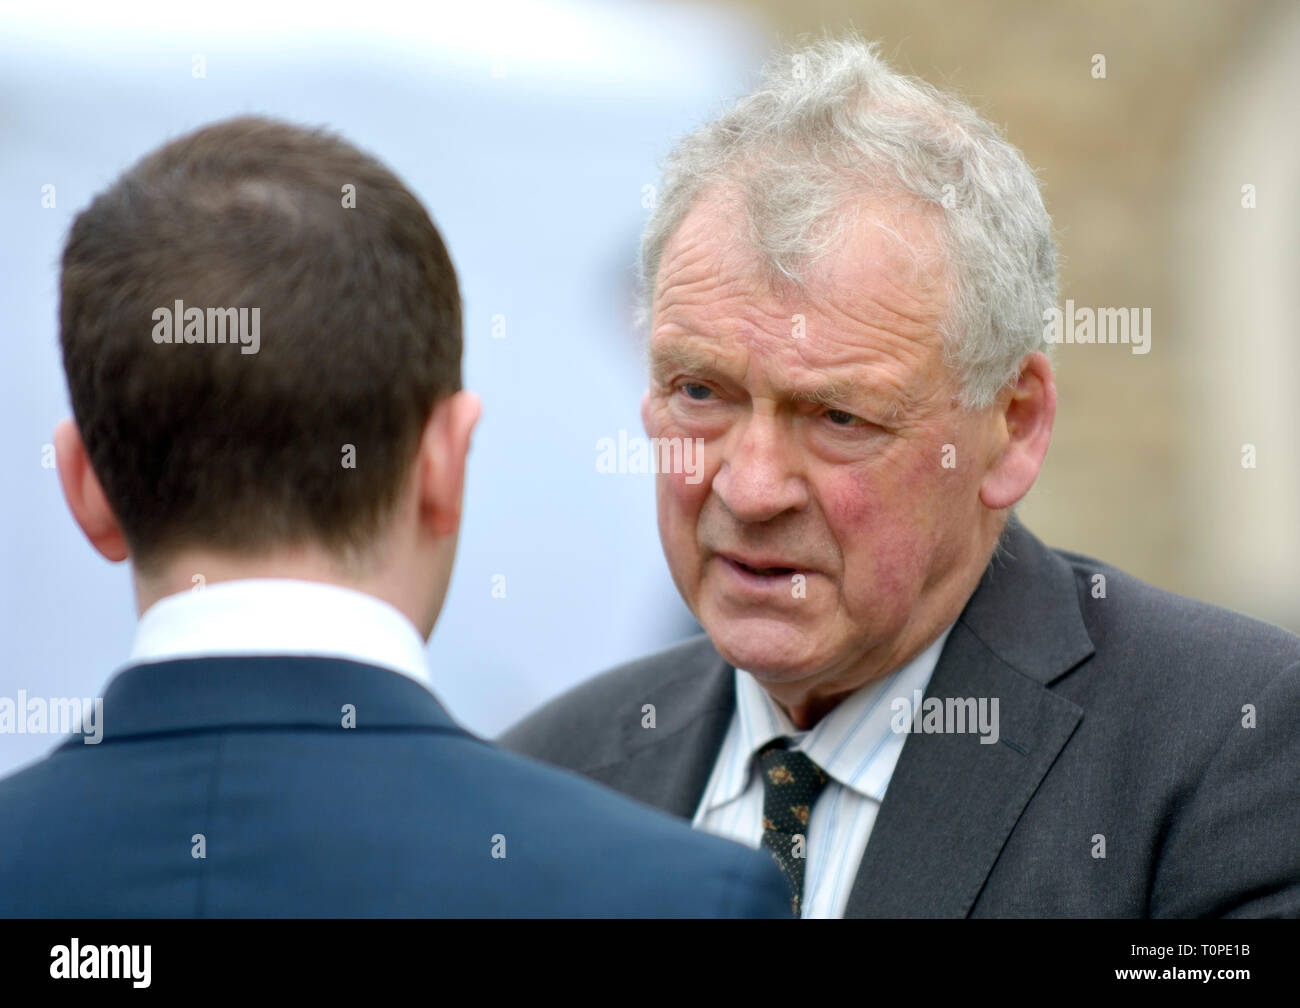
[59,116,462,573]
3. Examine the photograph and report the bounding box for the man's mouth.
[735,561,795,576]
[718,553,805,578]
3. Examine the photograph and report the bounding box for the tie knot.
[757,739,829,833]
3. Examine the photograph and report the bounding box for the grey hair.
[638,36,1057,411]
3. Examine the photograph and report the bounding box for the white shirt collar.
[725,623,955,805]
[127,578,433,691]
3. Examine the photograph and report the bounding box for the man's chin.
[700,614,827,682]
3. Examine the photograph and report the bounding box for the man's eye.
[681,383,713,401]
[825,408,861,426]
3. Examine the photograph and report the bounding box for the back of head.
[59,116,462,575]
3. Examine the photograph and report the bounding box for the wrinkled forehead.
[654,189,948,317]
[650,191,952,385]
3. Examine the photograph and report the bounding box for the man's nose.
[711,414,809,523]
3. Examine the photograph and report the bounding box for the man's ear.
[640,389,652,434]
[978,352,1056,511]
[53,417,129,562]
[417,390,482,538]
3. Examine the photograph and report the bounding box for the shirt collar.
[722,623,955,805]
[127,578,433,691]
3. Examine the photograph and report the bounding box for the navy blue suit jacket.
[0,656,790,917]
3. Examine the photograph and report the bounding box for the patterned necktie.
[757,737,830,917]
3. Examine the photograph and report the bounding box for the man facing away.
[0,116,790,918]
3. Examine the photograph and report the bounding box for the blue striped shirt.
[691,624,954,918]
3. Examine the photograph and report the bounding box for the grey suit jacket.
[501,516,1300,917]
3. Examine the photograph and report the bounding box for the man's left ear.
[418,390,482,538]
[978,352,1056,511]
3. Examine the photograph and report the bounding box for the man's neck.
[131,548,427,635]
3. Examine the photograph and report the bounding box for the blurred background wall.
[2,0,1295,778]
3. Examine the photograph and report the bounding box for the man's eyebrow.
[648,344,726,376]
[791,380,854,408]
[792,378,906,424]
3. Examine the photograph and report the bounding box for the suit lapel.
[587,644,735,820]
[845,515,1094,916]
[843,622,1083,916]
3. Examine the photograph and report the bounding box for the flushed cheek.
[845,536,926,629]
[821,468,932,624]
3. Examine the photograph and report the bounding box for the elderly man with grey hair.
[502,38,1300,918]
